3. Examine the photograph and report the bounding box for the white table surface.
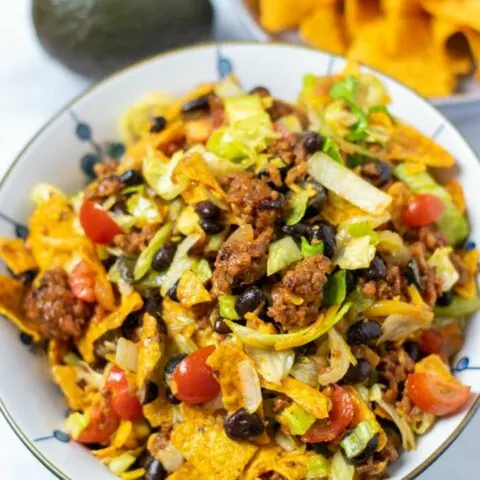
[0,1,478,479]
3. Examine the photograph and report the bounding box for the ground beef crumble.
[268,255,331,330]
[212,227,274,295]
[378,347,414,404]
[360,264,409,301]
[410,242,441,307]
[224,172,284,231]
[406,225,448,252]
[84,175,124,201]
[113,223,160,255]
[24,267,93,340]
[451,251,470,287]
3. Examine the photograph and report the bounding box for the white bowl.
[0,42,478,480]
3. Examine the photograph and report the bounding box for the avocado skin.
[32,0,213,78]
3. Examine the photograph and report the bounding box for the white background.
[0,1,478,478]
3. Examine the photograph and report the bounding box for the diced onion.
[238,360,262,413]
[115,338,139,373]
[155,442,185,473]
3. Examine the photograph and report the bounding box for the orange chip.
[455,249,479,299]
[259,0,319,33]
[421,0,480,32]
[0,238,37,275]
[381,0,421,13]
[445,179,466,214]
[344,0,381,38]
[300,6,349,55]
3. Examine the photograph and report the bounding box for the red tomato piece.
[68,261,96,303]
[302,385,354,443]
[106,366,143,421]
[171,345,220,404]
[79,200,122,244]
[402,194,445,228]
[406,372,471,416]
[419,329,444,356]
[76,401,119,444]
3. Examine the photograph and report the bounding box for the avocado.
[32,0,213,78]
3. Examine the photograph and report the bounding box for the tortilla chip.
[51,365,89,410]
[162,297,197,339]
[143,395,173,428]
[242,447,310,480]
[171,405,257,479]
[381,0,421,12]
[48,340,70,365]
[259,0,319,33]
[421,0,480,32]
[177,271,212,307]
[348,20,456,97]
[77,292,143,363]
[445,179,466,214]
[207,343,259,412]
[0,274,41,340]
[300,6,349,55]
[0,238,37,275]
[387,123,456,167]
[344,0,380,38]
[262,377,329,419]
[455,249,478,299]
[137,313,164,388]
[167,463,209,480]
[164,84,215,123]
[322,191,367,225]
[464,28,480,80]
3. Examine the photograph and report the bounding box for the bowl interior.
[0,43,478,480]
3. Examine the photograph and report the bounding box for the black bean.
[310,221,336,259]
[403,341,421,362]
[144,296,167,334]
[345,270,358,295]
[303,131,324,154]
[404,259,424,291]
[200,218,224,235]
[164,354,188,378]
[111,200,128,215]
[349,433,379,464]
[214,319,232,334]
[145,458,168,480]
[101,255,117,271]
[122,311,141,330]
[118,169,143,186]
[152,244,177,272]
[150,116,167,133]
[258,198,284,210]
[437,290,453,307]
[308,443,334,457]
[167,280,180,301]
[295,341,318,358]
[165,387,181,405]
[181,94,210,113]
[306,182,327,212]
[362,161,392,187]
[342,359,372,384]
[249,86,271,97]
[19,332,34,345]
[195,200,220,220]
[282,223,312,239]
[363,255,386,281]
[346,320,381,345]
[135,451,155,470]
[12,269,37,285]
[235,286,265,316]
[139,381,159,405]
[117,256,136,284]
[224,408,265,440]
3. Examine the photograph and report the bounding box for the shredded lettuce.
[434,295,480,317]
[308,152,392,215]
[345,286,375,319]
[378,313,431,343]
[394,164,469,245]
[323,270,347,307]
[133,222,172,280]
[245,346,295,385]
[126,192,162,226]
[376,230,411,265]
[214,74,244,99]
[285,190,309,226]
[276,402,316,435]
[267,236,303,276]
[290,357,319,387]
[336,235,376,270]
[143,151,188,200]
[218,295,240,320]
[191,258,212,283]
[427,247,459,292]
[277,114,303,133]
[306,454,330,479]
[176,205,200,236]
[330,451,354,480]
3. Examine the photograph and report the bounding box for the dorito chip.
[207,343,261,413]
[262,376,329,419]
[48,340,70,366]
[454,249,479,299]
[137,312,164,388]
[421,0,480,32]
[243,446,311,480]
[0,238,37,275]
[77,292,143,362]
[142,396,173,428]
[300,6,349,55]
[51,365,89,410]
[177,271,212,307]
[387,123,455,167]
[167,462,209,480]
[171,405,257,479]
[344,0,380,37]
[0,274,41,340]
[260,0,320,33]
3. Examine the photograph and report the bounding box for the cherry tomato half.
[106,366,143,421]
[302,385,354,443]
[406,372,471,416]
[76,400,119,444]
[68,261,96,303]
[402,194,445,228]
[171,345,220,404]
[79,200,122,244]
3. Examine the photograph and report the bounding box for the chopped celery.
[324,270,347,307]
[308,152,392,215]
[267,236,303,276]
[108,453,136,475]
[306,454,330,479]
[330,451,354,480]
[218,295,240,320]
[323,137,344,164]
[427,247,459,292]
[434,295,480,317]
[133,223,172,280]
[340,419,378,459]
[277,114,303,133]
[394,164,469,245]
[285,190,309,226]
[276,402,316,435]
[301,237,324,258]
